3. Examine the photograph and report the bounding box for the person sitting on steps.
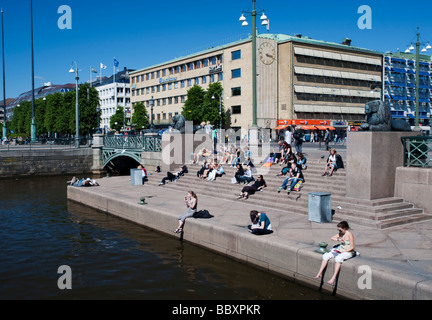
[277,162,304,193]
[237,175,267,200]
[159,165,188,185]
[322,148,344,177]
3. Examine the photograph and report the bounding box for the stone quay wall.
[0,148,94,178]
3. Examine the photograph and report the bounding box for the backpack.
[193,209,214,219]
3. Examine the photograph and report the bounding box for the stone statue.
[171,114,186,133]
[359,100,411,132]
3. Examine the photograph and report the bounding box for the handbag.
[231,177,237,184]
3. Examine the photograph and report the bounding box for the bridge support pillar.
[92,134,105,175]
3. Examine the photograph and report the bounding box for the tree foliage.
[131,101,149,130]
[7,84,100,138]
[182,82,226,128]
[182,85,205,126]
[110,106,126,132]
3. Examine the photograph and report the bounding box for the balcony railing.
[401,135,432,168]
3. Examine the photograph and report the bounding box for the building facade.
[0,98,13,123]
[278,35,383,131]
[384,53,431,131]
[130,33,384,135]
[93,67,133,132]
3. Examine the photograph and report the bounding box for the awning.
[315,125,327,130]
[315,125,336,130]
[275,125,289,130]
[299,125,317,130]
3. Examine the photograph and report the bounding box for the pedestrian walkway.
[67,152,432,300]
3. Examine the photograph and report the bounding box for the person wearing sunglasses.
[314,221,356,285]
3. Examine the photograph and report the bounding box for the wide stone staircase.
[145,156,432,229]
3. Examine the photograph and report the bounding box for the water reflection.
[0,176,338,300]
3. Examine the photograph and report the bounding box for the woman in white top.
[322,148,338,177]
[315,221,355,285]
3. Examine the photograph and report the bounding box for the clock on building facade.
[259,42,276,65]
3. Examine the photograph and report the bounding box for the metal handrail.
[103,134,162,152]
[401,135,432,168]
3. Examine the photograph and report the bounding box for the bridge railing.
[401,135,432,168]
[103,134,162,152]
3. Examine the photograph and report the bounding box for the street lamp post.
[211,92,223,129]
[405,28,431,129]
[1,8,6,138]
[30,0,37,143]
[149,96,155,131]
[96,105,100,133]
[69,61,80,148]
[239,0,268,129]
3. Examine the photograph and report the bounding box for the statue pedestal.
[345,131,417,200]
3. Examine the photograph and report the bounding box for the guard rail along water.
[103,134,162,152]
[401,135,432,168]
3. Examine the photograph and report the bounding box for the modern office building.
[277,35,382,131]
[130,33,383,136]
[384,52,432,130]
[92,67,134,132]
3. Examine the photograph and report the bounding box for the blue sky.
[2,0,432,99]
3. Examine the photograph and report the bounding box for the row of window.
[98,87,130,95]
[132,73,224,96]
[297,55,381,72]
[296,93,375,104]
[131,49,243,85]
[100,97,130,106]
[132,68,243,97]
[386,61,431,72]
[296,74,378,89]
[131,55,223,84]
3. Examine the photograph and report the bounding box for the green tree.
[44,92,64,137]
[35,97,46,135]
[182,85,205,125]
[10,101,31,136]
[131,101,149,130]
[62,90,76,135]
[78,83,99,135]
[110,106,125,132]
[203,82,226,129]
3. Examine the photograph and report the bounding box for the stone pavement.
[67,144,432,300]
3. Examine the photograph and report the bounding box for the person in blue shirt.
[248,210,273,235]
[297,152,307,170]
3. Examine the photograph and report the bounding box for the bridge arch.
[102,149,143,175]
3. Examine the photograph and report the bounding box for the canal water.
[0,175,338,300]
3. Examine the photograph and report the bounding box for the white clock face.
[259,42,276,65]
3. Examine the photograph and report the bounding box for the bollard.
[138,197,147,205]
[315,242,329,254]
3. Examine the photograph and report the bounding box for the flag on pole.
[100,62,107,69]
[91,67,98,73]
[114,58,119,67]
